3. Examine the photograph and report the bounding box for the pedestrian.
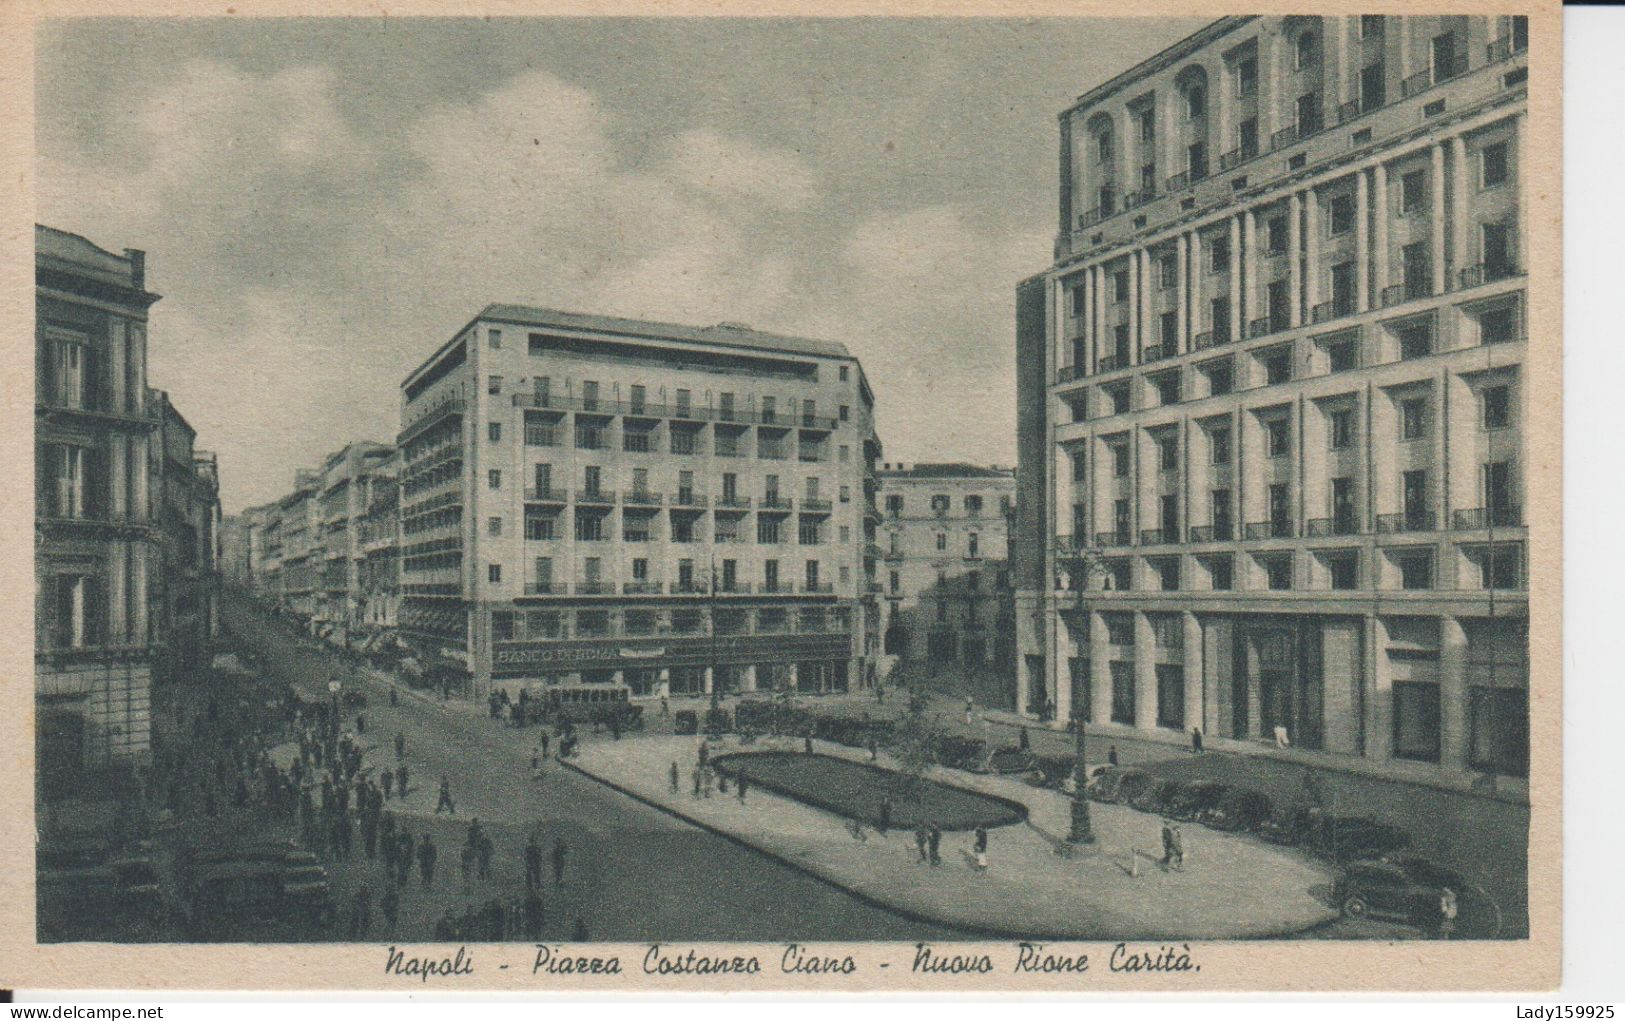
[418,832,437,887]
[524,888,545,940]
[333,811,352,860]
[1108,745,1119,767]
[928,822,942,866]
[572,918,589,942]
[477,833,493,881]
[803,734,814,756]
[702,767,714,799]
[914,824,929,864]
[397,831,414,887]
[669,761,680,794]
[964,696,974,725]
[435,777,455,815]
[691,765,702,798]
[389,686,399,708]
[698,742,709,770]
[396,763,408,799]
[524,833,544,892]
[878,795,892,835]
[362,810,379,859]
[381,819,398,876]
[541,731,550,760]
[1019,726,1030,752]
[1191,727,1204,754]
[737,771,748,804]
[867,738,878,763]
[973,826,989,871]
[1159,819,1181,871]
[433,909,454,942]
[356,713,366,735]
[395,731,405,761]
[380,885,399,935]
[660,696,669,718]
[717,769,728,795]
[460,841,476,891]
[552,838,567,886]
[532,745,544,775]
[382,769,394,800]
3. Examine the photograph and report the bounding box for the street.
[222,595,968,942]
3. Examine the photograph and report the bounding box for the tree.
[893,683,936,807]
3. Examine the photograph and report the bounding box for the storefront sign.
[491,632,852,677]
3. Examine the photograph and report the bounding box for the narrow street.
[222,595,968,942]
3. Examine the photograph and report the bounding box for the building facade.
[149,390,222,684]
[875,463,1017,700]
[357,447,403,631]
[312,441,394,641]
[397,304,883,699]
[1015,15,1530,788]
[35,226,161,775]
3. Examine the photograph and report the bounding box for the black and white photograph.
[8,1,1561,994]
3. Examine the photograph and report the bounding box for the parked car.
[1311,817,1413,863]
[184,857,335,941]
[1332,857,1466,932]
[1198,789,1274,832]
[1129,777,1182,814]
[1088,766,1146,804]
[1166,781,1229,821]
[1030,754,1077,788]
[1259,806,1316,846]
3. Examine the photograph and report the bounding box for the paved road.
[223,597,967,942]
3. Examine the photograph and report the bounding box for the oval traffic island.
[710,751,1027,831]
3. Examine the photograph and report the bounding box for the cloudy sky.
[37,17,1204,513]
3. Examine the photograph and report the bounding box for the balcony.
[1188,523,1233,543]
[1382,280,1433,307]
[801,498,832,513]
[864,542,882,559]
[799,414,839,431]
[759,495,794,512]
[1307,516,1362,538]
[715,495,752,510]
[672,581,708,595]
[574,489,617,506]
[671,492,708,509]
[1454,506,1523,530]
[1376,511,1438,534]
[1056,364,1085,383]
[523,486,567,504]
[1077,207,1103,229]
[622,490,664,507]
[1164,170,1189,193]
[717,582,754,595]
[524,582,565,595]
[1402,55,1466,99]
[1458,262,1521,290]
[802,582,834,594]
[713,447,749,459]
[1245,520,1296,540]
[1248,315,1286,339]
[883,548,904,562]
[1140,528,1176,546]
[1311,299,1358,324]
[1192,330,1219,351]
[759,580,791,594]
[623,581,665,595]
[1122,188,1154,210]
[1271,120,1321,152]
[1487,34,1527,64]
[1142,344,1174,364]
[1095,530,1129,548]
[575,580,616,595]
[1098,354,1125,373]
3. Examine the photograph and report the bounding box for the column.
[1189,230,1205,342]
[1355,168,1369,312]
[1243,207,1260,335]
[1081,267,1095,372]
[1215,58,1232,169]
[1090,610,1112,726]
[1054,614,1073,723]
[742,663,757,693]
[1126,249,1140,363]
[1139,247,1154,357]
[787,662,799,692]
[1133,611,1157,731]
[703,666,714,695]
[1182,611,1204,737]
[1258,30,1278,142]
[1287,191,1303,326]
[1176,232,1190,353]
[1305,187,1322,315]
[1227,215,1242,341]
[1440,615,1468,772]
[1430,142,1447,294]
[1366,616,1391,760]
[1372,161,1389,309]
[1450,133,1469,286]
[1090,265,1104,371]
[1334,16,1352,112]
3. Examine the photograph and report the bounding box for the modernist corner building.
[1014,15,1530,789]
[397,304,884,699]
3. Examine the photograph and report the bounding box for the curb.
[559,756,1334,942]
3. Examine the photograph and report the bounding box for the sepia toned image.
[6,1,1560,992]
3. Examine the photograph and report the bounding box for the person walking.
[1018,726,1030,752]
[928,822,942,866]
[1108,745,1119,767]
[702,766,714,799]
[964,696,975,726]
[552,838,567,886]
[362,807,379,859]
[541,731,550,760]
[691,764,703,798]
[396,830,414,888]
[669,761,680,794]
[380,884,399,936]
[396,763,409,799]
[1159,819,1180,871]
[878,795,892,835]
[698,742,709,770]
[914,824,929,864]
[417,832,438,888]
[395,731,405,761]
[382,769,393,800]
[803,734,814,756]
[737,771,748,803]
[435,777,456,815]
[476,833,493,882]
[524,833,544,892]
[350,884,372,938]
[973,826,989,871]
[460,841,476,892]
[1191,727,1204,754]
[523,888,545,940]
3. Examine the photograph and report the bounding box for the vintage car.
[184,857,335,941]
[1332,857,1468,931]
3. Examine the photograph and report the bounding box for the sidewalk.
[565,734,1337,940]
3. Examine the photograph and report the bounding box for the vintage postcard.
[0,0,1561,993]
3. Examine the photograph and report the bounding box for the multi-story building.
[397,304,883,699]
[312,440,393,641]
[1015,15,1530,788]
[149,389,222,683]
[357,447,403,631]
[875,463,1017,701]
[34,226,161,777]
[278,470,321,624]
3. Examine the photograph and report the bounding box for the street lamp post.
[1056,541,1105,847]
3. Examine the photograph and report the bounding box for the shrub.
[734,700,774,730]
[703,707,732,735]
[674,710,699,735]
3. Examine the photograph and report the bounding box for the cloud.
[663,128,820,211]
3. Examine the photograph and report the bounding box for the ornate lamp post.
[1055,541,1106,846]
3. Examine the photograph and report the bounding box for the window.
[1295,92,1321,134]
[1401,170,1426,213]
[839,405,850,422]
[671,428,696,456]
[1112,444,1130,478]
[1403,469,1429,526]
[1400,397,1428,440]
[1210,235,1231,272]
[623,515,652,543]
[1481,142,1510,187]
[1234,57,1257,97]
[839,365,849,381]
[1470,685,1528,777]
[1327,339,1358,372]
[583,465,602,494]
[839,445,849,463]
[1401,242,1430,300]
[1238,118,1258,158]
[885,494,903,515]
[1393,681,1442,762]
[1485,460,1516,524]
[1295,31,1316,69]
[1483,385,1512,429]
[488,563,502,583]
[1267,419,1290,457]
[1478,543,1521,589]
[1108,382,1129,414]
[1211,488,1232,538]
[488,422,502,443]
[1431,31,1460,83]
[936,533,947,552]
[762,559,781,591]
[839,525,850,543]
[1187,142,1208,181]
[968,533,980,558]
[839,485,851,504]
[1209,556,1233,591]
[1071,503,1088,539]
[798,519,822,545]
[487,328,502,349]
[488,375,502,396]
[1269,483,1291,534]
[889,570,900,594]
[1157,434,1178,471]
[1481,306,1517,345]
[1267,216,1287,255]
[1185,85,1206,120]
[965,494,984,514]
[1264,350,1291,385]
[1361,15,1383,38]
[718,391,736,420]
[575,422,604,450]
[1360,61,1386,112]
[1097,130,1113,164]
[1113,269,1131,302]
[1264,557,1292,591]
[1332,476,1356,533]
[1329,194,1355,235]
[487,516,502,537]
[1329,408,1354,449]
[1207,362,1233,396]
[524,513,555,541]
[930,493,950,513]
[1113,500,1130,542]
[1159,494,1179,537]
[1210,426,1232,464]
[1328,553,1359,591]
[1399,550,1434,590]
[1159,255,1178,289]
[575,512,604,542]
[1483,223,1515,278]
[488,469,502,490]
[1159,312,1178,351]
